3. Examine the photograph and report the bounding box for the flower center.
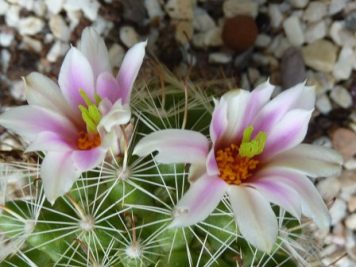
[77,131,101,150]
[215,126,267,185]
[78,89,102,133]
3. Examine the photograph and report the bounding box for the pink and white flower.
[133,81,342,252]
[0,27,146,204]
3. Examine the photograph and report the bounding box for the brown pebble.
[331,128,356,160]
[222,15,258,53]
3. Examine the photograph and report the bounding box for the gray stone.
[193,7,216,32]
[345,12,356,32]
[281,47,306,89]
[255,34,271,48]
[329,0,348,15]
[305,20,327,43]
[288,0,309,8]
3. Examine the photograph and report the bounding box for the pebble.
[1,49,11,73]
[0,31,14,47]
[303,1,327,22]
[120,26,140,48]
[108,44,125,69]
[46,41,69,62]
[10,80,26,101]
[223,0,258,18]
[175,20,193,44]
[20,36,43,53]
[81,0,100,21]
[329,0,348,15]
[0,1,9,15]
[345,12,356,32]
[330,86,353,109]
[281,47,306,89]
[49,15,71,42]
[302,39,337,72]
[283,16,304,46]
[333,47,355,81]
[18,17,44,36]
[192,27,223,48]
[144,0,164,20]
[268,4,283,29]
[332,128,356,160]
[288,0,309,8]
[329,21,356,47]
[5,5,20,28]
[193,7,216,32]
[317,177,341,201]
[165,0,193,20]
[305,20,327,43]
[222,15,258,52]
[255,34,271,48]
[313,136,332,148]
[45,0,64,14]
[344,158,356,170]
[345,214,356,230]
[329,198,347,226]
[347,196,356,213]
[268,35,291,58]
[122,0,146,25]
[316,94,333,114]
[208,52,233,64]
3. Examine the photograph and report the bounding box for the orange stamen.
[216,143,259,185]
[77,131,101,150]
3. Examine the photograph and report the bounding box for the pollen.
[77,131,101,150]
[216,144,259,185]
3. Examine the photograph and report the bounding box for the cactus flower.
[0,28,146,204]
[134,82,342,252]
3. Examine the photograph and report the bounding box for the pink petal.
[210,98,228,144]
[264,144,343,177]
[58,47,95,114]
[252,82,313,134]
[78,27,111,79]
[97,100,131,133]
[170,174,227,227]
[96,72,121,103]
[248,178,301,220]
[26,131,75,152]
[72,147,106,171]
[133,129,210,164]
[256,169,331,229]
[41,151,81,204]
[261,109,312,160]
[228,186,278,252]
[0,106,78,141]
[117,41,147,104]
[206,148,219,176]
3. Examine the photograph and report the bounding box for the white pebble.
[283,16,304,46]
[330,86,353,109]
[223,0,258,18]
[145,0,164,20]
[20,36,43,53]
[317,177,341,201]
[333,46,355,81]
[45,0,64,14]
[0,31,14,47]
[255,34,271,48]
[49,15,71,42]
[81,0,100,21]
[288,0,309,8]
[345,214,356,230]
[329,0,349,15]
[0,1,9,15]
[303,1,327,22]
[18,17,44,36]
[120,26,140,48]
[165,0,193,19]
[316,94,332,114]
[5,5,20,27]
[47,41,69,62]
[329,198,347,226]
[108,44,125,69]
[329,21,356,47]
[192,27,223,48]
[268,4,283,29]
[208,52,232,64]
[193,7,216,32]
[1,49,11,73]
[305,20,327,43]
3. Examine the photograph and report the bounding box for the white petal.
[26,131,74,152]
[188,163,206,182]
[78,27,111,79]
[97,100,131,133]
[170,174,227,227]
[133,129,210,164]
[117,41,147,104]
[210,97,228,144]
[228,186,278,252]
[72,147,106,171]
[41,152,80,204]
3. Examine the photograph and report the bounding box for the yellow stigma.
[215,126,267,185]
[79,89,102,133]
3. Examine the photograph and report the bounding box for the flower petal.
[228,186,278,252]
[264,144,343,177]
[256,169,331,230]
[41,151,80,204]
[96,72,121,103]
[248,178,301,220]
[133,129,210,164]
[116,41,147,104]
[58,47,95,114]
[78,27,111,79]
[0,106,78,141]
[97,100,131,133]
[72,147,106,171]
[26,131,74,152]
[206,148,219,176]
[252,82,313,134]
[170,174,227,227]
[210,97,228,144]
[261,109,312,160]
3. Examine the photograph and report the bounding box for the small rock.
[222,15,258,52]
[247,67,260,85]
[330,86,353,108]
[92,16,114,36]
[329,198,347,226]
[305,20,327,43]
[288,0,309,8]
[268,35,291,58]
[268,4,283,29]
[0,30,14,47]
[332,128,356,160]
[33,1,46,16]
[345,214,356,230]
[5,5,20,27]
[120,26,140,48]
[49,15,71,42]
[347,196,356,213]
[317,177,341,201]
[10,80,26,101]
[45,0,64,14]
[255,34,271,48]
[234,48,253,70]
[175,20,193,44]
[329,0,348,15]
[208,52,233,64]
[20,36,42,53]
[345,12,356,32]
[316,94,332,114]
[283,16,304,46]
[192,27,223,48]
[47,41,69,62]
[81,0,100,21]
[344,158,356,170]
[303,1,327,22]
[307,71,335,95]
[193,7,216,32]
[122,0,146,25]
[281,47,306,89]
[0,1,9,15]
[108,44,125,69]
[329,21,356,47]
[165,0,193,19]
[145,0,164,20]
[18,17,44,36]
[223,0,258,18]
[313,136,332,148]
[302,39,337,72]
[1,49,11,73]
[333,46,355,81]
